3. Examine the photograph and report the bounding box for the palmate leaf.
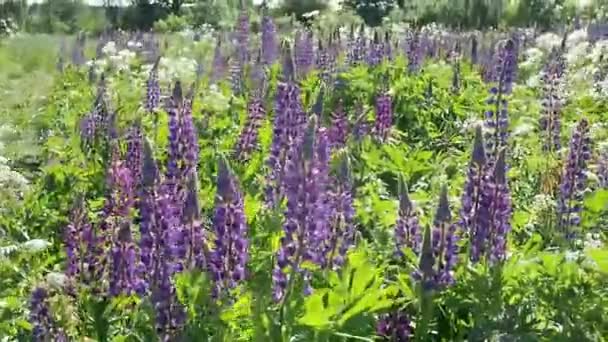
[298,249,396,330]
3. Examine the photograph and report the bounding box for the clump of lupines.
[272,117,331,301]
[539,47,566,153]
[265,47,306,207]
[261,10,278,65]
[374,85,393,141]
[394,176,422,257]
[144,58,161,113]
[323,156,356,270]
[328,99,349,149]
[484,39,517,165]
[29,287,66,342]
[417,185,458,289]
[557,118,591,236]
[376,311,413,341]
[210,158,249,296]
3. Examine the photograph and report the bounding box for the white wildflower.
[535,32,561,51]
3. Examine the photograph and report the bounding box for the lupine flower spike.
[395,176,422,257]
[557,118,591,238]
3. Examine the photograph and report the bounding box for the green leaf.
[587,248,608,273]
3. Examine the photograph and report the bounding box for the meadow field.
[0,6,607,341]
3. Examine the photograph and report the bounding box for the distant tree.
[343,0,395,27]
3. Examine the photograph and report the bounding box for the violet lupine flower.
[418,185,458,290]
[295,29,314,78]
[107,158,140,297]
[30,287,65,342]
[145,59,161,113]
[183,173,207,270]
[71,32,86,66]
[234,9,250,65]
[374,90,393,142]
[328,99,349,149]
[151,258,186,339]
[272,117,331,302]
[487,149,512,263]
[261,13,278,66]
[64,196,93,292]
[265,49,306,207]
[229,56,245,96]
[210,38,226,83]
[348,24,366,66]
[469,147,512,263]
[249,51,267,98]
[323,156,356,270]
[539,50,565,153]
[234,96,266,160]
[316,39,331,83]
[557,118,591,236]
[394,177,421,257]
[210,158,249,296]
[406,32,422,74]
[484,39,516,165]
[138,138,158,289]
[598,148,608,188]
[459,126,487,236]
[376,311,413,341]
[367,31,384,67]
[126,124,143,191]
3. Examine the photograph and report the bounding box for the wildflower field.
[1,9,608,342]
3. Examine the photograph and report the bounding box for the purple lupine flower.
[272,117,331,301]
[210,158,249,296]
[151,257,185,339]
[295,29,314,78]
[598,147,608,188]
[484,39,516,166]
[323,156,355,270]
[328,99,349,149]
[64,197,91,289]
[316,39,331,84]
[249,50,267,98]
[406,31,422,74]
[229,56,244,96]
[138,138,157,290]
[417,185,457,290]
[210,38,226,83]
[30,287,65,342]
[107,157,139,297]
[126,124,143,191]
[539,49,565,153]
[470,147,512,263]
[261,13,278,66]
[347,24,366,66]
[488,149,512,263]
[265,49,306,207]
[557,119,591,236]
[234,96,266,160]
[183,173,207,270]
[394,177,421,257]
[367,31,384,67]
[374,90,393,142]
[459,126,487,236]
[145,59,161,113]
[71,32,86,66]
[376,311,412,341]
[234,9,250,65]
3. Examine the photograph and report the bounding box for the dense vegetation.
[1,3,608,342]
